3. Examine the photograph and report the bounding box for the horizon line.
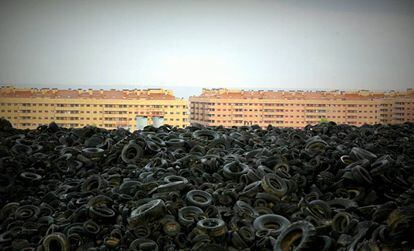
[2,84,413,93]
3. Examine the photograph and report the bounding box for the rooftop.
[0,86,176,100]
[191,88,414,100]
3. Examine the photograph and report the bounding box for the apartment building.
[0,86,189,130]
[190,88,414,128]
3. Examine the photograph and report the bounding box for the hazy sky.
[1,0,414,97]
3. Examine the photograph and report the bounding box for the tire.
[261,174,289,198]
[273,221,316,251]
[253,214,290,236]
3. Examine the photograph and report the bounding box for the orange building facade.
[0,86,189,130]
[190,88,414,128]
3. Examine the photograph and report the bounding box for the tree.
[320,118,329,123]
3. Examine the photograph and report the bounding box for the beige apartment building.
[0,86,189,130]
[190,88,414,129]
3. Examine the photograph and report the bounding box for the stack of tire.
[0,118,413,250]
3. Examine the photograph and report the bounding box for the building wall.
[190,89,414,128]
[0,86,189,130]
[2,86,413,130]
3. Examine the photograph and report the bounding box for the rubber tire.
[261,174,289,198]
[253,214,290,236]
[42,232,70,251]
[128,199,166,226]
[273,221,316,251]
[196,218,227,237]
[186,190,213,208]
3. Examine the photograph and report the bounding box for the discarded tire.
[0,119,414,250]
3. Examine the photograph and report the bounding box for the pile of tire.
[1,118,413,250]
